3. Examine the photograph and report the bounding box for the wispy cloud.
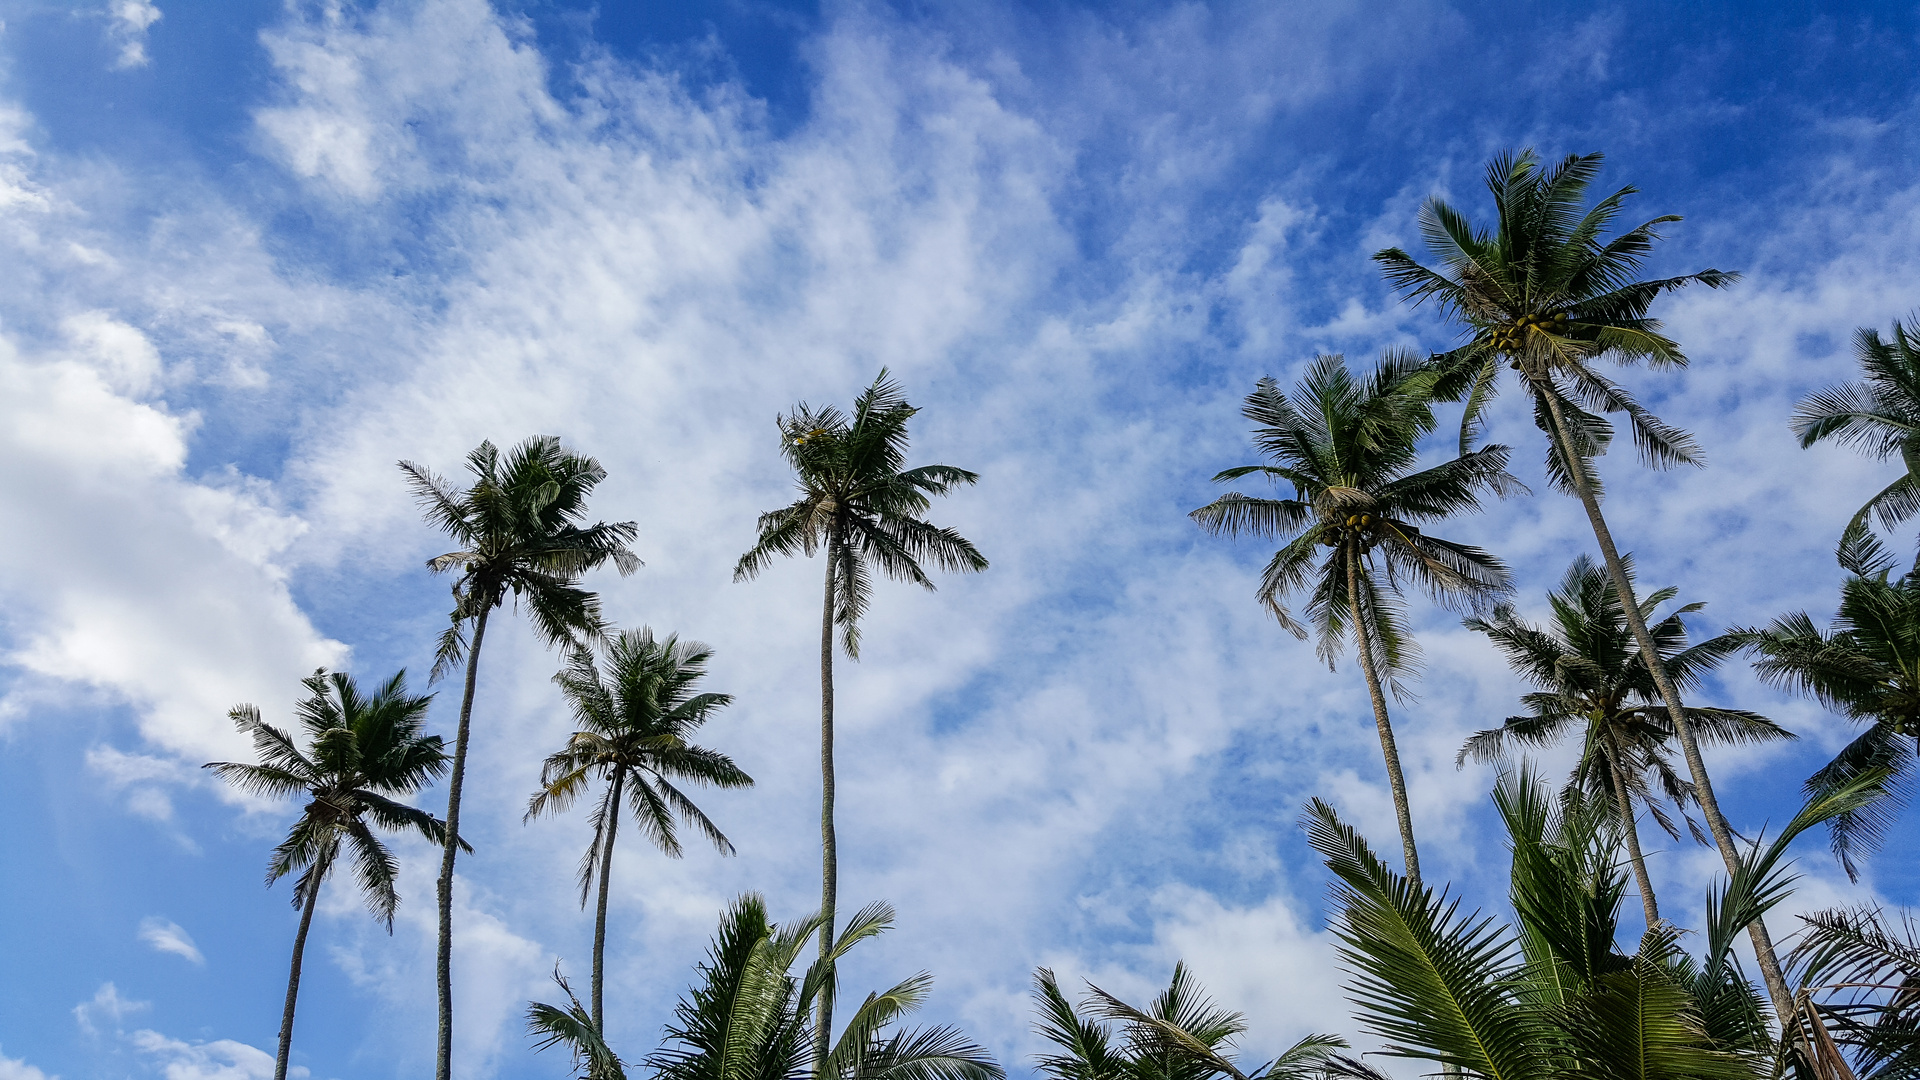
[128,1030,290,1080]
[104,0,162,70]
[72,983,148,1037]
[137,916,204,965]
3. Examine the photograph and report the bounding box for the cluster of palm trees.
[207,379,988,1080]
[198,148,1919,1080]
[1189,149,1920,1078]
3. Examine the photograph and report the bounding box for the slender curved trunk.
[437,605,490,1080]
[592,769,625,1033]
[1534,384,1791,1014]
[1346,555,1422,888]
[274,860,325,1080]
[1600,723,1660,929]
[814,541,839,1080]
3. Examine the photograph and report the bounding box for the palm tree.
[400,435,640,1080]
[1034,964,1347,1080]
[1300,766,1887,1080]
[526,628,754,1030]
[1368,148,1794,1011]
[1459,555,1793,928]
[1722,527,1920,882]
[204,669,464,1080]
[1791,315,1920,547]
[641,893,1002,1080]
[733,370,988,1071]
[1190,352,1519,885]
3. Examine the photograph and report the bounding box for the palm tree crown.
[205,668,457,925]
[1460,555,1792,926]
[527,628,754,1029]
[1724,529,1920,880]
[402,435,641,677]
[1034,964,1346,1080]
[530,628,753,895]
[1791,315,1920,544]
[734,370,988,656]
[1191,352,1518,682]
[1374,149,1737,477]
[642,894,1003,1080]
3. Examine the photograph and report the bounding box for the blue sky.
[1,1,1918,1078]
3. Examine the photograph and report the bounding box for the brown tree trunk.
[1347,554,1422,888]
[275,860,325,1080]
[814,542,839,1080]
[1601,723,1661,929]
[437,605,490,1080]
[1534,384,1791,1014]
[592,768,625,1033]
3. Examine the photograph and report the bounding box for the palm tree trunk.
[592,769,625,1033]
[437,605,490,1080]
[814,543,839,1080]
[274,864,325,1080]
[1346,555,1422,888]
[1600,723,1660,928]
[1534,384,1791,1014]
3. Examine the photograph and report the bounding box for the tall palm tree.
[1301,766,1888,1080]
[400,435,640,1080]
[1190,352,1519,885]
[1367,148,1793,1011]
[204,669,463,1080]
[639,894,1002,1080]
[1459,555,1793,928]
[1723,527,1920,882]
[1791,315,1920,547]
[1034,964,1346,1080]
[526,629,754,1030]
[733,370,988,1072]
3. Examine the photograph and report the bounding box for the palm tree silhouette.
[205,669,463,1080]
[400,435,639,1080]
[1192,352,1518,885]
[734,371,986,1073]
[527,629,752,1029]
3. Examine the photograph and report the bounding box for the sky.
[1,0,1918,1078]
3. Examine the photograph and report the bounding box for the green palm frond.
[1302,799,1536,1080]
[529,966,628,1080]
[649,895,999,1080]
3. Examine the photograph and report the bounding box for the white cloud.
[128,1030,291,1080]
[0,1047,55,1080]
[138,916,205,965]
[105,0,163,70]
[73,982,148,1037]
[0,324,347,764]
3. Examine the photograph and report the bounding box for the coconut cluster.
[1482,310,1572,353]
